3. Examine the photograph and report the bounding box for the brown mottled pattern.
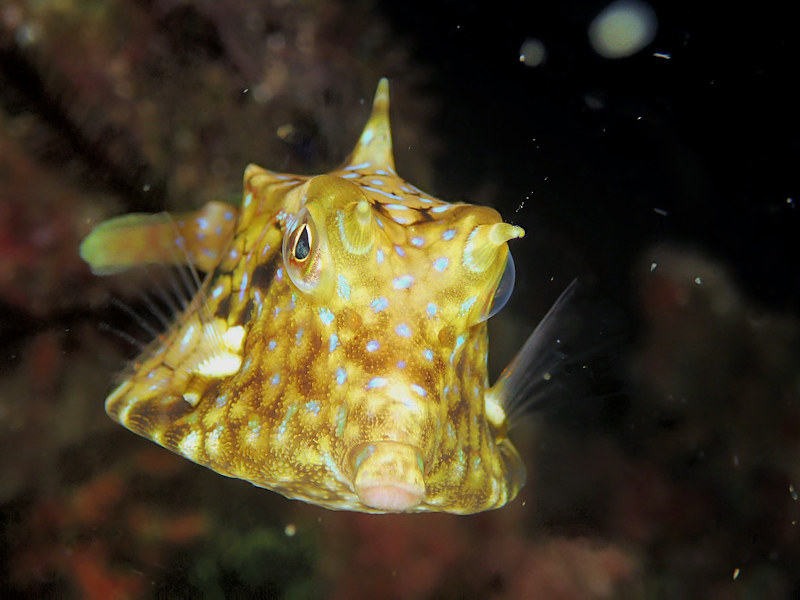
[89,80,526,513]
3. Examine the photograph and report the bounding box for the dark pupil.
[294,224,311,260]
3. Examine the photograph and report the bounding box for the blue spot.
[224,210,234,220]
[370,179,384,186]
[456,334,466,349]
[271,373,280,385]
[442,229,456,240]
[337,274,351,300]
[376,249,384,263]
[433,257,449,272]
[319,307,335,325]
[336,367,347,385]
[426,303,437,317]
[411,384,427,397]
[395,323,411,337]
[371,297,388,312]
[375,217,385,229]
[366,377,387,389]
[432,205,450,214]
[366,340,379,352]
[276,267,283,281]
[393,275,414,289]
[397,360,406,369]
[460,297,477,314]
[305,401,320,415]
[215,225,222,236]
[329,333,339,353]
[423,349,433,361]
[295,328,304,345]
[244,193,253,207]
[385,203,410,211]
[211,285,225,298]
[215,395,227,407]
[268,339,277,351]
[277,404,298,437]
[335,406,347,436]
[394,245,405,257]
[411,237,424,247]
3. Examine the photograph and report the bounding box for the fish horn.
[343,78,395,171]
[463,222,525,273]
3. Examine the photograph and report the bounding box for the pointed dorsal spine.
[344,78,395,171]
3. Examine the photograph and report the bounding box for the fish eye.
[478,251,516,322]
[293,224,311,261]
[282,208,330,294]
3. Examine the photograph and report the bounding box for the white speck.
[790,484,799,501]
[284,523,297,536]
[653,207,668,216]
[650,262,658,272]
[652,52,671,59]
[694,276,703,285]
[733,568,740,580]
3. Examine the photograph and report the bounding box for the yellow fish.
[81,79,572,514]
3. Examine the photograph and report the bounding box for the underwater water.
[1,0,798,597]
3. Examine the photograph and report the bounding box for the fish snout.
[349,441,425,512]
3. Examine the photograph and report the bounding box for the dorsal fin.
[344,78,395,171]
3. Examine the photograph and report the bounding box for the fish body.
[81,80,543,514]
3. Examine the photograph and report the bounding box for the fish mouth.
[349,441,425,512]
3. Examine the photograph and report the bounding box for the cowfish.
[81,79,571,514]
